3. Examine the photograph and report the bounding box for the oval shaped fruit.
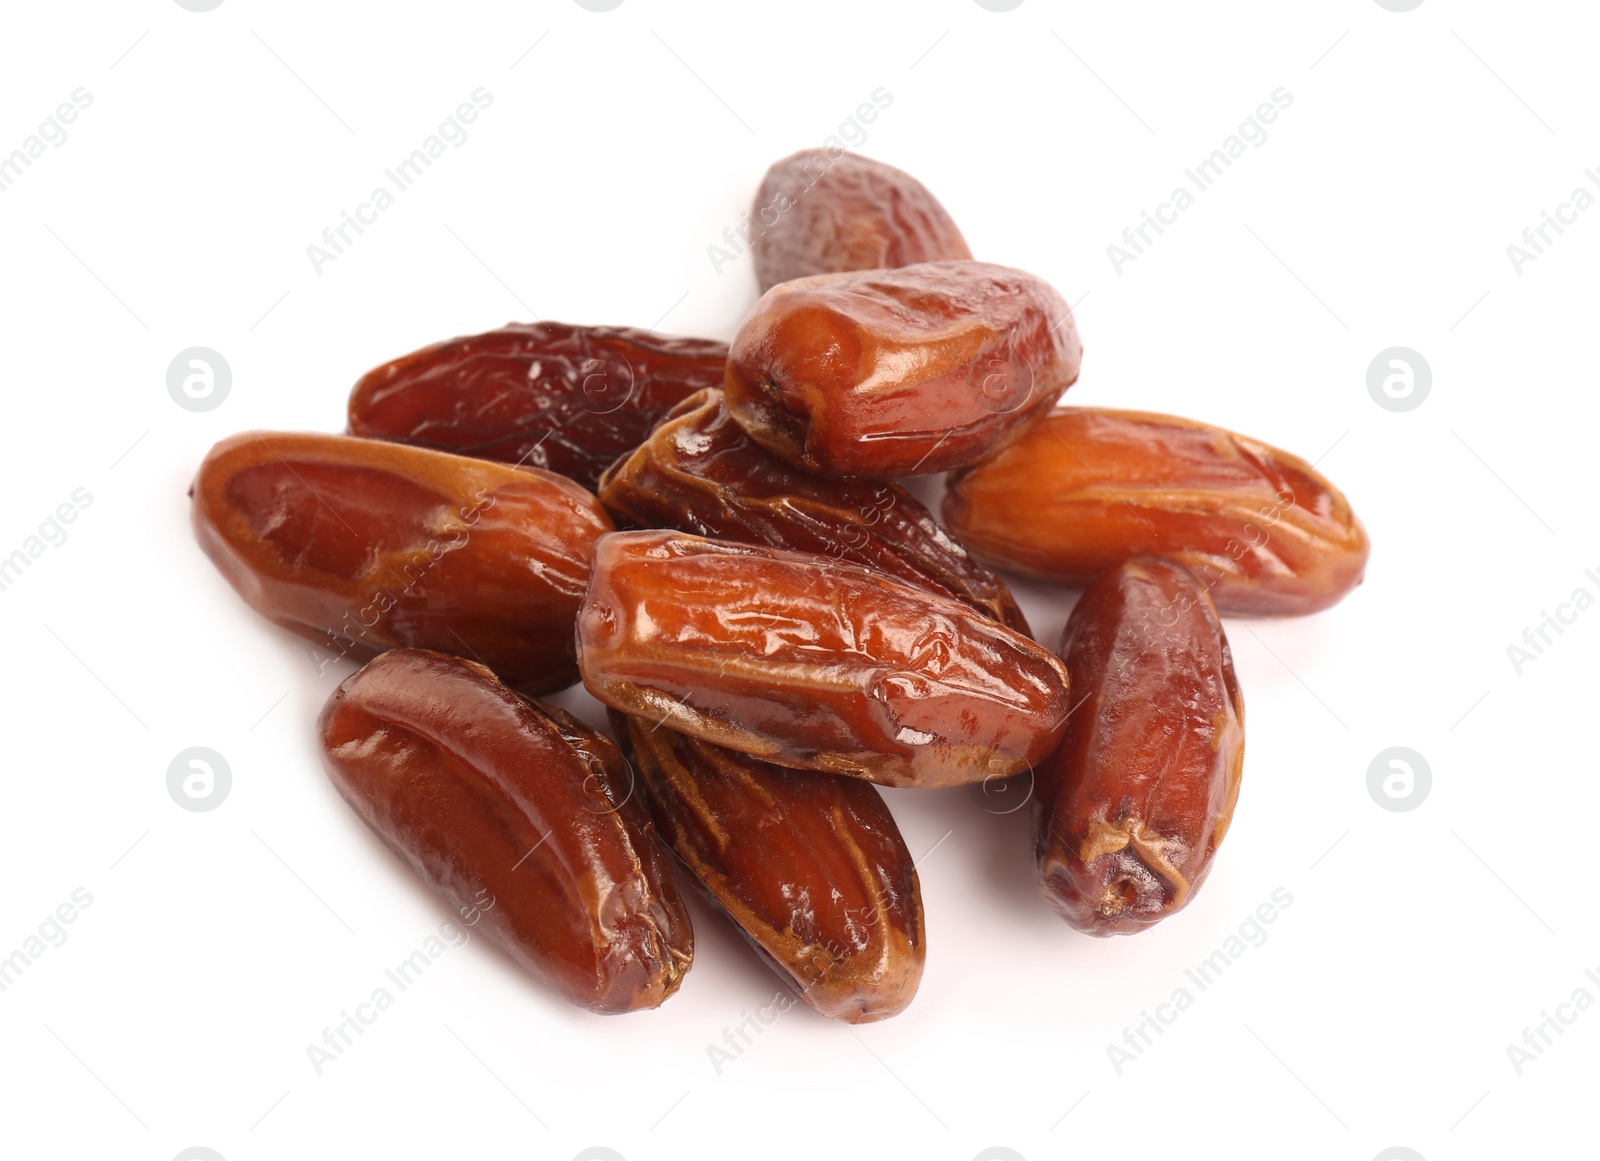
[750,149,972,292]
[623,715,925,1022]
[191,431,612,692]
[943,407,1370,616]
[319,649,693,1012]
[724,260,1082,479]
[598,388,1030,635]
[1036,557,1245,936]
[576,530,1071,788]
[348,322,729,491]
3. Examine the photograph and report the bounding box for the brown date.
[320,649,693,1012]
[624,716,925,1022]
[1036,557,1245,936]
[348,322,729,491]
[191,431,612,693]
[942,407,1370,616]
[597,388,1030,635]
[724,260,1082,479]
[577,530,1071,788]
[750,149,972,292]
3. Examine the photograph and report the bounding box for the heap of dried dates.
[192,151,1368,1022]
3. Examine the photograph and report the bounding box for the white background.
[1,2,1594,1159]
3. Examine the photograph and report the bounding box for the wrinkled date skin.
[724,260,1083,479]
[598,388,1030,635]
[624,717,925,1022]
[191,431,612,692]
[348,322,730,491]
[320,650,693,1012]
[750,149,972,293]
[943,408,1371,616]
[577,531,1071,788]
[1036,558,1245,936]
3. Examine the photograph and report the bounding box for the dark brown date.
[597,388,1029,635]
[624,716,925,1022]
[191,431,612,693]
[577,531,1072,788]
[1036,558,1245,935]
[724,261,1082,478]
[750,149,972,292]
[319,649,693,1012]
[348,322,729,491]
[943,407,1370,616]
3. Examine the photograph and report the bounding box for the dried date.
[750,149,972,292]
[724,260,1082,478]
[320,649,693,1012]
[348,322,729,491]
[191,431,612,692]
[597,388,1029,634]
[624,716,925,1022]
[1036,558,1245,935]
[943,407,1370,616]
[576,530,1071,788]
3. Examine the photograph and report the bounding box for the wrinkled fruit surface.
[319,649,693,1012]
[598,388,1030,635]
[624,716,925,1022]
[724,260,1082,479]
[191,431,611,692]
[348,322,729,491]
[943,407,1370,616]
[750,149,972,293]
[1036,558,1245,936]
[577,530,1071,787]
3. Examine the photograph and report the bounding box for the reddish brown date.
[624,717,925,1022]
[1036,558,1245,936]
[348,322,729,491]
[750,149,972,292]
[191,431,612,692]
[597,388,1030,635]
[943,408,1371,616]
[577,531,1071,788]
[320,650,692,1012]
[724,260,1082,478]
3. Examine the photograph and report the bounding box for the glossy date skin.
[597,388,1030,635]
[624,716,925,1022]
[319,650,693,1013]
[750,150,972,293]
[348,322,730,491]
[191,431,612,692]
[943,408,1371,616]
[724,261,1082,479]
[577,531,1071,788]
[1036,558,1245,936]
